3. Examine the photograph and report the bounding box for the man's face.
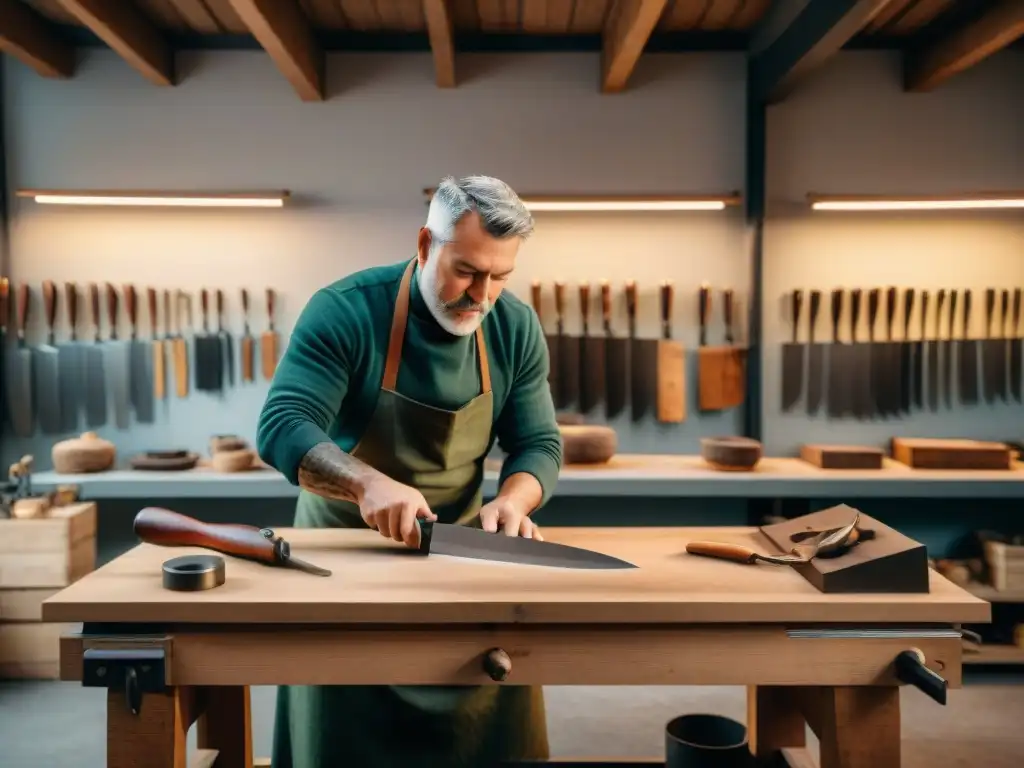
[417,211,519,335]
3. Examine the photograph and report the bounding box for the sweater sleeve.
[492,307,563,508]
[256,288,355,484]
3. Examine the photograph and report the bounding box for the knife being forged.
[133,507,332,576]
[416,520,637,570]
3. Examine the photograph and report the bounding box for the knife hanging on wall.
[217,289,233,388]
[998,288,1009,402]
[899,288,914,414]
[553,281,578,411]
[882,286,898,417]
[241,288,256,383]
[850,288,870,418]
[826,289,846,418]
[866,288,880,418]
[84,283,107,427]
[1011,288,1022,402]
[960,289,978,405]
[806,289,823,415]
[780,289,803,412]
[913,290,928,410]
[58,282,84,432]
[601,280,627,419]
[929,289,945,411]
[943,289,957,408]
[33,281,62,435]
[579,282,605,414]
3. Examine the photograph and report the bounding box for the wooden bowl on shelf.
[700,437,762,472]
[559,425,617,465]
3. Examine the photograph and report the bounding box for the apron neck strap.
[382,258,491,394]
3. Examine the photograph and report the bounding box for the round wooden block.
[210,434,249,454]
[700,436,762,472]
[130,451,200,471]
[560,425,617,465]
[51,432,117,473]
[211,448,257,473]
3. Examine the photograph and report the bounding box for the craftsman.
[256,174,563,768]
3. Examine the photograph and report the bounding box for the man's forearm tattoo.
[297,442,378,502]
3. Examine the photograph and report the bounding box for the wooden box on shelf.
[0,502,96,680]
[984,541,1024,593]
[891,437,1012,470]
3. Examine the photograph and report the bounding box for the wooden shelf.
[964,644,1024,665]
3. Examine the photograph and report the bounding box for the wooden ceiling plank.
[887,0,952,34]
[134,0,190,31]
[863,0,913,33]
[226,0,324,100]
[602,0,671,93]
[570,0,612,33]
[658,0,708,31]
[702,0,744,30]
[477,0,511,31]
[171,0,223,33]
[304,0,346,29]
[423,0,455,87]
[0,0,75,77]
[56,0,175,85]
[729,0,772,30]
[203,0,249,32]
[749,0,892,104]
[905,0,1024,92]
[24,0,78,24]
[338,0,379,29]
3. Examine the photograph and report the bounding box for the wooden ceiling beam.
[749,0,892,103]
[601,0,670,93]
[904,0,1024,92]
[423,0,456,87]
[0,0,75,78]
[56,0,173,85]
[227,0,323,101]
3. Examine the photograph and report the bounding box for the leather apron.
[271,258,549,768]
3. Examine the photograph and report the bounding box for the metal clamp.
[82,648,166,716]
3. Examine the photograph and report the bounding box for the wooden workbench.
[44,526,990,768]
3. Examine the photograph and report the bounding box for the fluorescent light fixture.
[422,189,741,212]
[16,189,290,208]
[808,193,1024,212]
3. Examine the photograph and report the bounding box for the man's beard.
[418,256,491,337]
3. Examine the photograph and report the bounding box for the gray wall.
[2,47,1022,471]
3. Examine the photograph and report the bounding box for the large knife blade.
[913,290,928,409]
[944,290,957,408]
[826,289,847,418]
[883,286,898,416]
[960,289,979,405]
[33,280,62,434]
[929,289,945,411]
[900,288,914,414]
[1011,288,1022,402]
[530,280,558,404]
[601,280,627,419]
[553,281,578,411]
[998,288,1010,401]
[865,288,880,418]
[806,289,824,415]
[780,289,803,412]
[578,282,605,414]
[417,521,636,569]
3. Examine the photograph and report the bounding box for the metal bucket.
[665,713,752,768]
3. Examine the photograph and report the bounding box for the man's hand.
[479,496,543,540]
[359,475,437,548]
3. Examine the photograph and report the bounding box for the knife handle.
[660,281,674,334]
[89,283,100,339]
[903,288,914,338]
[42,280,57,332]
[123,284,137,335]
[63,282,77,335]
[578,283,590,330]
[789,289,802,343]
[948,290,957,339]
[134,507,278,565]
[16,283,29,338]
[147,287,158,333]
[961,290,970,339]
[266,287,275,331]
[530,280,542,318]
[0,277,7,334]
[553,281,566,321]
[724,288,734,326]
[920,291,929,339]
[165,290,172,335]
[217,288,225,325]
[985,288,995,337]
[686,541,758,564]
[936,289,946,338]
[105,283,120,337]
[867,289,879,342]
[1014,288,1021,337]
[850,289,862,343]
[830,289,842,342]
[600,280,612,324]
[808,290,820,344]
[1001,289,1009,336]
[200,288,210,330]
[885,286,897,341]
[624,280,637,320]
[699,282,711,328]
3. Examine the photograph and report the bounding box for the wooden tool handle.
[867,288,879,341]
[164,290,171,336]
[266,288,275,330]
[920,290,929,339]
[808,290,820,344]
[885,286,897,340]
[723,287,733,329]
[89,283,100,338]
[960,289,969,338]
[600,280,611,322]
[530,280,541,317]
[624,280,636,316]
[217,288,225,331]
[1013,288,1021,336]
[16,283,29,335]
[790,289,802,343]
[147,287,158,334]
[830,289,842,342]
[200,288,209,330]
[578,283,590,329]
[903,288,914,337]
[0,277,8,333]
[123,284,137,331]
[1001,289,1009,335]
[105,283,119,336]
[985,288,995,337]
[850,289,861,343]
[553,281,566,318]
[242,336,254,382]
[698,283,710,329]
[936,289,946,338]
[660,281,673,323]
[686,541,758,563]
[134,507,278,564]
[42,280,57,331]
[948,290,958,338]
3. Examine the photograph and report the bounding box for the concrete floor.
[3,677,1024,766]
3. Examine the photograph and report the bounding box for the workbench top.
[32,455,1024,499]
[42,526,989,626]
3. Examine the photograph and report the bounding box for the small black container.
[665,713,752,768]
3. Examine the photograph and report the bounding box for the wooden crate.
[985,541,1024,593]
[891,437,1012,470]
[0,502,96,679]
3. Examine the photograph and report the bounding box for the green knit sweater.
[256,258,563,507]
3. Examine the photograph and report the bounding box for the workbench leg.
[746,685,806,763]
[813,686,900,768]
[106,686,195,768]
[196,686,254,768]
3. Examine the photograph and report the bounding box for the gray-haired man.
[257,175,562,767]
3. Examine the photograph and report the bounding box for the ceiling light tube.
[422,189,741,212]
[16,189,290,208]
[808,193,1024,212]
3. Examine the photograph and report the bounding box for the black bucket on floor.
[665,713,752,768]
